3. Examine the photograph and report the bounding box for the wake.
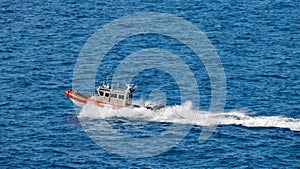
[78,102,300,132]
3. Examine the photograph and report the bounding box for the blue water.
[1,0,299,168]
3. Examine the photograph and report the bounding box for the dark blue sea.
[1,0,299,168]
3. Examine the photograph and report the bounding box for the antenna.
[126,84,135,90]
[105,76,110,88]
[126,84,132,90]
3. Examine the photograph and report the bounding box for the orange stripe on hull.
[65,89,125,109]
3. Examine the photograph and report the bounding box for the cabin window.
[105,93,110,97]
[111,93,117,98]
[118,94,125,100]
[99,91,104,96]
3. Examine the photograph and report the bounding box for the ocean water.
[1,0,299,168]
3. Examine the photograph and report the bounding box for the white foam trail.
[78,102,300,132]
[214,111,300,131]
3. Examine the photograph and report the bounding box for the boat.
[65,83,165,111]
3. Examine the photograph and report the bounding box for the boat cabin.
[90,84,135,107]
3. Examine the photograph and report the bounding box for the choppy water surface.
[1,0,299,168]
